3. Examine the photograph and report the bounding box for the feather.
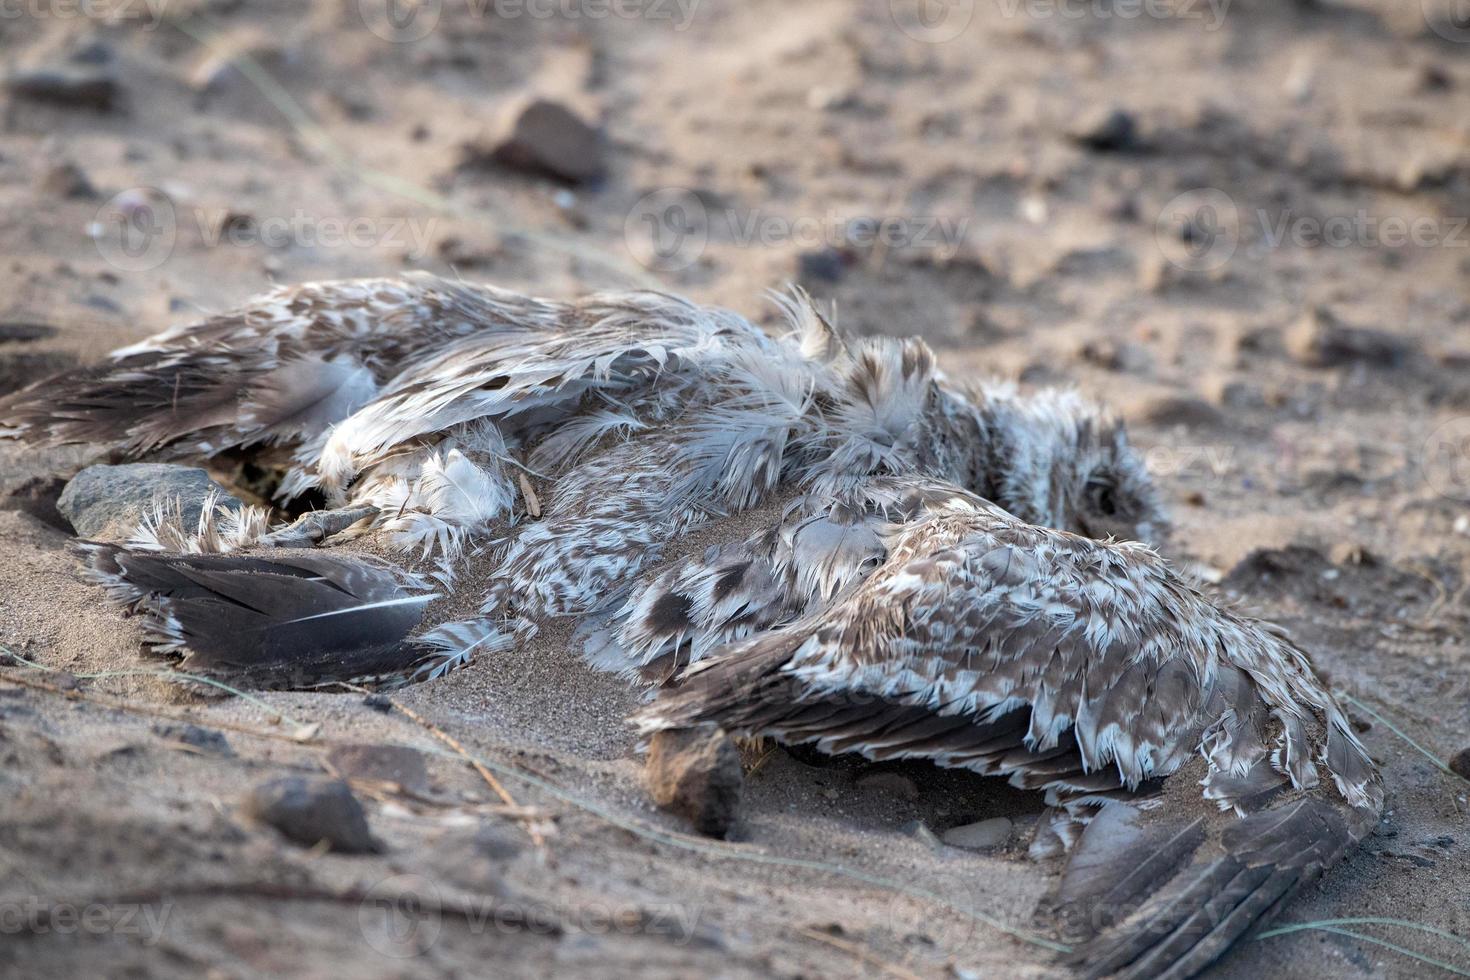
[78,544,434,686]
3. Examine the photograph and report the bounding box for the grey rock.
[796,247,846,284]
[1070,107,1139,152]
[856,770,920,802]
[242,776,379,853]
[646,724,742,838]
[38,162,96,199]
[57,463,244,541]
[480,96,604,183]
[152,723,233,756]
[326,742,430,795]
[941,816,1013,850]
[1128,395,1227,430]
[1286,307,1416,369]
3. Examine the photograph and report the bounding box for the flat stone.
[242,776,379,854]
[326,743,430,795]
[57,463,245,541]
[646,724,742,838]
[941,816,1013,850]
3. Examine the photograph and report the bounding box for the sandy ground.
[1,1,1469,977]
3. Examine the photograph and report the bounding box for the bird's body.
[0,273,1382,979]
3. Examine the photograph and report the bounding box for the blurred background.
[3,1,1470,977]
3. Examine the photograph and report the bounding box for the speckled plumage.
[2,274,1379,979]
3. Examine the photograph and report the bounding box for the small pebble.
[856,771,919,802]
[646,724,743,838]
[242,776,379,853]
[942,817,1013,850]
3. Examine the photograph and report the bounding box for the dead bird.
[1,274,1379,979]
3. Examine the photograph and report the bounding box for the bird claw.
[259,505,379,549]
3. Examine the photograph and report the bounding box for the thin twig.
[366,689,548,850]
[797,926,924,980]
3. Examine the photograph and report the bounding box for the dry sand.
[1,1,1469,977]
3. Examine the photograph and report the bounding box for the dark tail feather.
[630,627,809,735]
[0,347,249,454]
[1047,793,1375,980]
[79,543,435,687]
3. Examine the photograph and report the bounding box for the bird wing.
[313,291,774,495]
[78,543,434,686]
[635,488,1381,979]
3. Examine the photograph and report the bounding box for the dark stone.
[1070,107,1140,152]
[1286,307,1416,369]
[242,776,379,853]
[6,65,117,111]
[477,97,604,184]
[1128,395,1227,430]
[1449,747,1470,782]
[0,322,56,343]
[646,724,742,838]
[38,162,96,199]
[796,247,846,284]
[57,463,245,541]
[152,723,234,756]
[326,743,430,795]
